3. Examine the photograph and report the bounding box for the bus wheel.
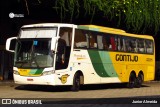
[135,74,143,88]
[127,73,136,88]
[71,73,80,92]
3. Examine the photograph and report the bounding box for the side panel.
[88,50,155,83]
[70,50,101,84]
[109,52,155,82]
[88,50,118,77]
[87,50,121,83]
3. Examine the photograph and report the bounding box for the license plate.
[27,78,33,81]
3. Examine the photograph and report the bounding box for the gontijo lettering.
[116,54,138,62]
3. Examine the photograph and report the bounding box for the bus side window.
[117,37,121,51]
[105,35,115,51]
[130,39,137,52]
[124,38,131,52]
[89,32,97,49]
[105,35,111,50]
[137,39,145,53]
[110,37,116,51]
[122,38,126,51]
[116,36,125,52]
[97,35,104,50]
[103,36,108,50]
[145,40,153,54]
[59,28,72,47]
[115,36,121,51]
[74,29,88,48]
[120,37,125,51]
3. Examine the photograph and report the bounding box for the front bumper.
[13,74,57,86]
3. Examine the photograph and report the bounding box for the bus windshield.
[14,38,54,68]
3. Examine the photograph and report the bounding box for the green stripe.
[88,50,118,77]
[78,25,100,31]
[29,69,43,75]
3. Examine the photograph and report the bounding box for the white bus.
[6,23,155,91]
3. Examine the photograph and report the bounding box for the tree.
[18,0,160,35]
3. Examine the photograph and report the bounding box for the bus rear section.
[74,25,155,89]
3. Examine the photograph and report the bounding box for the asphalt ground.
[0,80,160,107]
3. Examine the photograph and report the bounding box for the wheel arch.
[128,70,136,81]
[138,70,144,81]
[127,70,136,88]
[74,70,84,85]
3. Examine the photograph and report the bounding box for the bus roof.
[22,23,75,28]
[22,23,125,33]
[78,25,153,40]
[78,25,126,33]
[21,23,153,40]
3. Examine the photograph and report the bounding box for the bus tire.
[127,73,136,88]
[71,73,80,92]
[135,74,143,88]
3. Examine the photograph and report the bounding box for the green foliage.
[54,0,160,35]
[17,0,160,35]
[55,0,80,22]
[123,0,160,34]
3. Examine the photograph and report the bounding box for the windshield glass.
[14,38,53,68]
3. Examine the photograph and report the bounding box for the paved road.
[0,81,160,107]
[0,81,160,98]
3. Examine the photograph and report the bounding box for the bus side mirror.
[6,37,17,52]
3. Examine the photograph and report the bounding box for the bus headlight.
[41,71,54,76]
[13,70,19,75]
